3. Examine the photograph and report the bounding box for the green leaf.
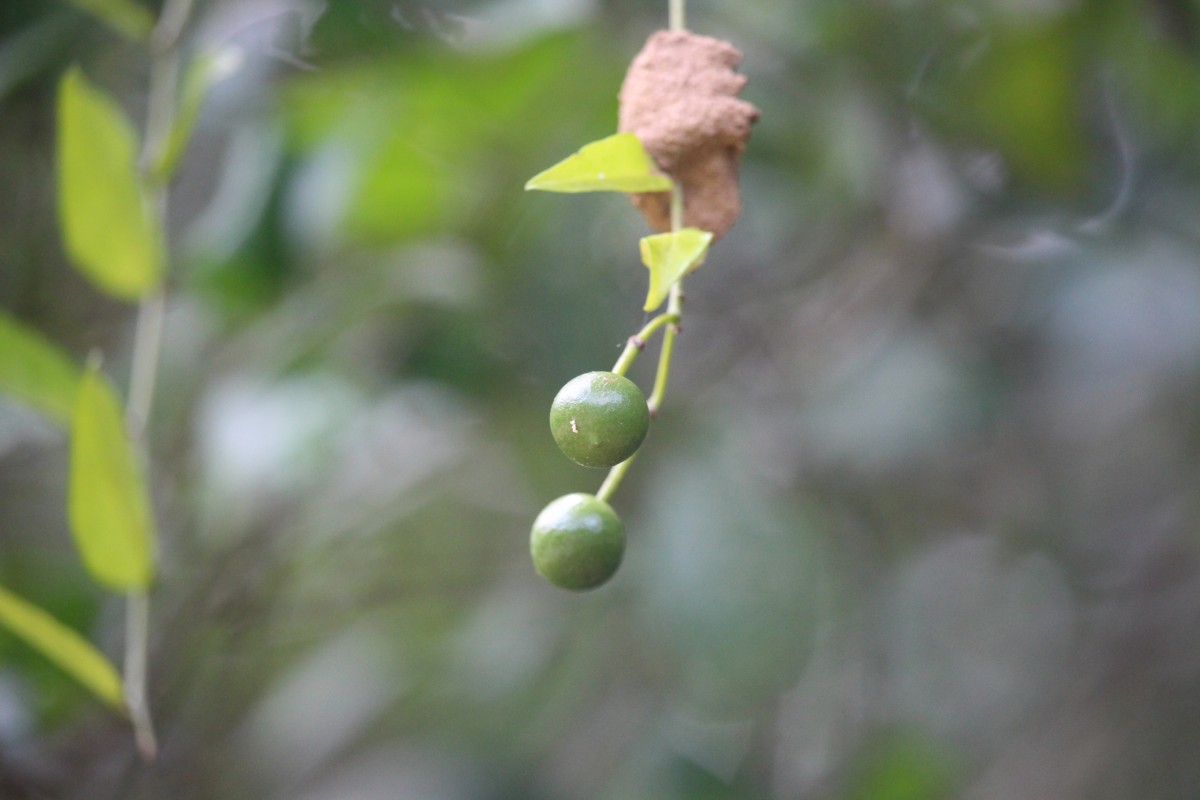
[921,22,1084,191]
[0,584,124,710]
[69,365,156,592]
[639,228,713,311]
[0,312,81,426]
[525,132,673,193]
[152,47,244,183]
[847,732,955,800]
[64,0,154,42]
[57,65,163,301]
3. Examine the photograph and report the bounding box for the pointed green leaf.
[525,132,673,193]
[69,365,156,592]
[57,66,163,301]
[152,47,244,183]
[65,0,154,42]
[0,312,81,426]
[640,228,714,311]
[0,584,124,710]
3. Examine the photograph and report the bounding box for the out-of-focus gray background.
[4,0,1200,797]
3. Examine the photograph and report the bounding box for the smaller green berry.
[550,371,650,468]
[530,493,625,591]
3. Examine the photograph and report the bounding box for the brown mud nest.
[618,29,759,241]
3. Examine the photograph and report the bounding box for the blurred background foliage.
[3,0,1200,797]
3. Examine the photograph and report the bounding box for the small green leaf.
[69,364,156,592]
[0,312,81,426]
[640,228,713,311]
[0,584,124,710]
[58,65,163,301]
[525,132,673,193]
[64,0,154,42]
[152,47,244,183]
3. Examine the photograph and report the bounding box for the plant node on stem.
[611,311,680,377]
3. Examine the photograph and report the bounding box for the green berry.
[530,493,625,591]
[549,371,650,468]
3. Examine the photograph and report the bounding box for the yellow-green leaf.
[525,132,673,193]
[0,584,124,710]
[57,66,162,301]
[0,312,81,426]
[64,0,154,42]
[640,228,714,311]
[69,365,156,592]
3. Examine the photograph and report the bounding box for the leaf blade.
[525,132,673,193]
[57,66,163,301]
[0,312,81,426]
[640,228,714,311]
[68,365,156,592]
[0,585,125,710]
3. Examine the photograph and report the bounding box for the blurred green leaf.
[639,228,712,311]
[68,365,156,592]
[845,733,955,800]
[924,22,1085,191]
[525,132,672,193]
[281,31,622,245]
[57,65,162,301]
[346,135,455,244]
[0,311,81,426]
[0,584,124,710]
[63,0,154,42]
[152,46,243,183]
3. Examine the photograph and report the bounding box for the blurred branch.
[120,0,199,764]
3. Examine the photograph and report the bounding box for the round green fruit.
[530,493,625,591]
[549,371,650,468]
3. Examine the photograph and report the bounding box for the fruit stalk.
[647,283,682,418]
[596,453,636,504]
[611,310,680,377]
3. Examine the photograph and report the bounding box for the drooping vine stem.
[598,182,688,502]
[670,0,686,31]
[593,0,689,504]
[652,0,690,419]
[647,288,681,417]
[649,184,687,417]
